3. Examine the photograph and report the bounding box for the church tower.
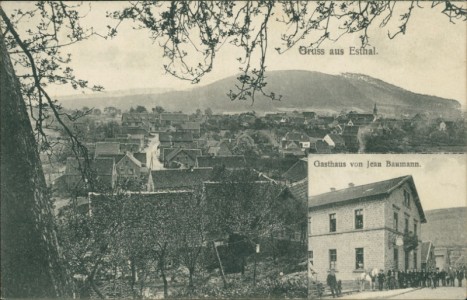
[373,103,378,116]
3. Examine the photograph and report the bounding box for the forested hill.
[60,70,462,118]
[421,207,467,248]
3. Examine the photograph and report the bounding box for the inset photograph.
[307,154,466,299]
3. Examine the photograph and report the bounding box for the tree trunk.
[0,31,70,297]
[130,257,137,299]
[161,263,168,298]
[188,267,194,288]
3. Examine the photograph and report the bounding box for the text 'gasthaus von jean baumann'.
[313,160,421,168]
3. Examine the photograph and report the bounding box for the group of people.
[359,267,466,291]
[325,267,466,298]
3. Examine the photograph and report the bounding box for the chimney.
[349,183,355,187]
[330,187,336,192]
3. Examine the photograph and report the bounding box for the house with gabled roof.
[207,140,233,157]
[275,180,308,243]
[308,175,426,281]
[164,148,202,168]
[323,134,345,149]
[160,113,189,126]
[421,241,436,271]
[65,157,117,192]
[282,132,311,150]
[115,153,144,179]
[178,121,201,136]
[159,132,195,148]
[281,142,306,158]
[282,158,307,185]
[121,126,150,137]
[313,140,332,154]
[133,152,148,168]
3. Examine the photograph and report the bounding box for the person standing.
[387,269,394,290]
[378,269,385,291]
[327,269,339,298]
[457,269,464,287]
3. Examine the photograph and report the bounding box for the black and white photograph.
[0,1,466,299]
[308,154,466,299]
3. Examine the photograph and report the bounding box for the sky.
[3,1,466,106]
[308,154,467,211]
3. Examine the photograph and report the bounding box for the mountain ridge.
[59,70,462,118]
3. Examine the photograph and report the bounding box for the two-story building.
[308,175,426,281]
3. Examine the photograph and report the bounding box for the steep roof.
[159,132,193,143]
[285,132,310,142]
[160,113,189,122]
[122,153,142,168]
[315,140,332,154]
[207,144,233,156]
[96,154,125,164]
[421,241,434,263]
[133,152,147,165]
[150,168,213,190]
[309,175,426,223]
[327,134,345,145]
[289,180,308,203]
[121,127,150,136]
[95,142,120,156]
[282,158,307,183]
[122,112,158,123]
[181,122,201,130]
[165,148,202,162]
[196,155,246,169]
[66,157,115,176]
[93,157,116,175]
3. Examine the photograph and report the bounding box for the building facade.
[308,175,426,282]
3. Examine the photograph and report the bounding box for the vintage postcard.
[0,1,465,299]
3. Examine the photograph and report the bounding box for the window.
[394,248,399,270]
[355,209,364,229]
[404,190,411,207]
[329,249,337,269]
[393,212,399,231]
[413,221,418,235]
[329,213,336,232]
[308,217,312,236]
[405,218,409,233]
[355,248,364,269]
[309,250,314,266]
[414,252,417,268]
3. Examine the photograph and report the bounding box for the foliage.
[153,105,165,114]
[129,105,147,113]
[170,274,307,299]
